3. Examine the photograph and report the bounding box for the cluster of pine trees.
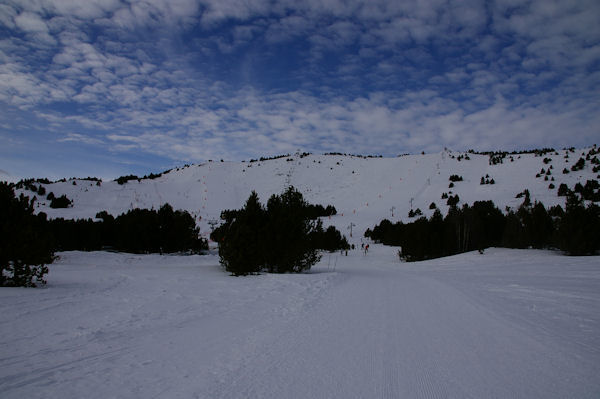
[49,204,208,254]
[1,181,209,286]
[211,187,349,275]
[366,195,599,261]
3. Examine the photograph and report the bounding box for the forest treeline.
[2,182,348,285]
[366,193,599,261]
[1,182,207,286]
[49,205,208,254]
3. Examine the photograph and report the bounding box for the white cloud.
[14,11,49,33]
[0,4,18,29]
[264,15,311,44]
[1,0,599,169]
[58,132,105,145]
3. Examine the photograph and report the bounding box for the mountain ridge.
[13,146,599,244]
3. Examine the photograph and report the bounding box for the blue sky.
[1,0,599,180]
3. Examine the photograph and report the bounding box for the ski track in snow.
[1,247,599,398]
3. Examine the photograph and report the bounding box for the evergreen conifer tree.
[1,182,53,287]
[264,187,320,273]
[558,195,600,255]
[218,191,267,275]
[216,187,328,275]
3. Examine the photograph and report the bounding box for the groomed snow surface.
[1,247,599,398]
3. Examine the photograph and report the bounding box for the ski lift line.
[410,157,440,207]
[153,181,164,207]
[347,222,356,237]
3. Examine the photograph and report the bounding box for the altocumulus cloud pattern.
[1,0,599,179]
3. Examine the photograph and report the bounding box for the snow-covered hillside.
[1,248,599,398]
[19,147,599,243]
[4,148,600,398]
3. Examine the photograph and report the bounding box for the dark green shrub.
[50,194,72,208]
[571,157,585,171]
[310,220,350,252]
[557,183,570,196]
[116,175,139,185]
[446,194,460,207]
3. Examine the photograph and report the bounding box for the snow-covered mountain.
[17,147,599,244]
[4,149,600,398]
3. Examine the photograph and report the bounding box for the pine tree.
[529,202,553,248]
[264,187,320,273]
[218,191,267,275]
[502,211,526,248]
[216,188,327,275]
[558,195,600,255]
[0,182,54,287]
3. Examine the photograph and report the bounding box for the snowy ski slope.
[1,248,599,398]
[21,147,599,244]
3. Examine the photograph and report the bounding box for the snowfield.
[2,247,599,398]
